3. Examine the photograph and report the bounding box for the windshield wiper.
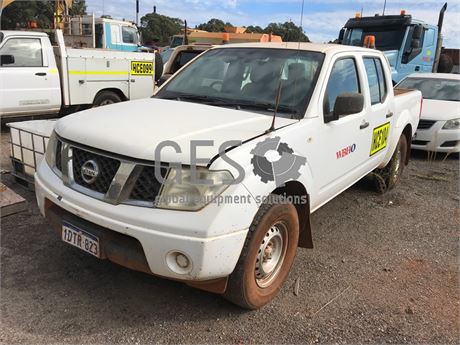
[223,100,298,116]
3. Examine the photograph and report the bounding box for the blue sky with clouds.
[87,0,460,47]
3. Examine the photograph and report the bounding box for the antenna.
[382,0,387,15]
[267,0,305,133]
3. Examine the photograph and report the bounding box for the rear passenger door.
[362,56,394,166]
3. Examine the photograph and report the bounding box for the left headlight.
[156,167,234,211]
[45,131,58,168]
[442,118,460,130]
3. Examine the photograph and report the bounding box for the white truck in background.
[36,43,421,309]
[0,30,162,120]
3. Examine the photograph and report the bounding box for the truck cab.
[339,4,450,84]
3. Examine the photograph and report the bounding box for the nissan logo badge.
[81,160,99,184]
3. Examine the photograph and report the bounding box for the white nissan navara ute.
[36,43,422,309]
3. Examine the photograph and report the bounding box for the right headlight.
[45,130,58,169]
[156,166,234,211]
[442,118,460,130]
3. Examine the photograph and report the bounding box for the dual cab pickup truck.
[35,42,422,309]
[0,30,161,120]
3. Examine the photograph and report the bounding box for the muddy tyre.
[224,195,299,309]
[93,91,122,107]
[373,134,407,193]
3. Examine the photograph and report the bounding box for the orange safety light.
[400,9,406,15]
[363,35,376,49]
[355,12,361,19]
[222,33,230,44]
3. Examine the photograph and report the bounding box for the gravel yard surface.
[1,128,459,344]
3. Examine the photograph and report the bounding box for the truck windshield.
[344,28,406,51]
[156,48,324,118]
[397,78,460,102]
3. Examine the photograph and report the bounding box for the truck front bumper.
[412,122,460,153]
[35,162,254,284]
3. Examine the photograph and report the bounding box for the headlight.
[442,118,460,130]
[45,131,58,168]
[156,167,234,211]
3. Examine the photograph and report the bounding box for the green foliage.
[140,13,183,45]
[245,25,264,34]
[264,22,309,42]
[1,0,87,30]
[196,18,231,33]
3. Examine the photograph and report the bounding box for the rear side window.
[364,57,387,105]
[324,58,360,115]
[0,38,43,67]
[122,26,138,44]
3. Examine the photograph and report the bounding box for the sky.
[86,0,460,47]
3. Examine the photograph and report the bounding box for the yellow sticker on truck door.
[131,61,154,76]
[370,122,390,156]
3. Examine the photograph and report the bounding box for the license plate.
[62,222,100,258]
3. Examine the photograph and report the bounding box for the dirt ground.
[0,127,459,344]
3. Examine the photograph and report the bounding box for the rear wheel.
[93,91,122,107]
[224,195,299,309]
[373,134,407,193]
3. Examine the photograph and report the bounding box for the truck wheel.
[224,195,299,309]
[373,134,407,193]
[93,91,122,107]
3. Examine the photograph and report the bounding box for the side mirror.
[413,25,423,39]
[0,54,15,65]
[411,38,421,49]
[338,28,345,44]
[331,92,364,119]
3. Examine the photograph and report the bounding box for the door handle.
[386,112,393,118]
[415,66,420,71]
[35,72,47,76]
[360,121,369,130]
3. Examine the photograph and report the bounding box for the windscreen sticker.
[131,61,154,76]
[370,122,390,156]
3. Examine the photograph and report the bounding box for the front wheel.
[373,134,407,193]
[224,195,299,309]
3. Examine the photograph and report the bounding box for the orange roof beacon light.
[363,35,376,49]
[400,9,406,15]
[355,12,361,19]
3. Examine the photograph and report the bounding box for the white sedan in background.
[396,73,460,153]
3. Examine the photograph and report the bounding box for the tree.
[140,13,183,45]
[1,0,87,30]
[196,18,231,32]
[264,22,309,42]
[245,25,264,34]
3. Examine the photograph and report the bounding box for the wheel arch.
[402,123,412,165]
[93,88,128,103]
[272,180,313,248]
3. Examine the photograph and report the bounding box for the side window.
[122,26,138,44]
[364,58,380,105]
[324,58,360,115]
[364,57,388,105]
[375,58,387,102]
[0,38,43,67]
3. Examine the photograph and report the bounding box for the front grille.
[130,165,167,203]
[440,140,459,147]
[412,140,429,146]
[72,147,120,194]
[417,120,436,130]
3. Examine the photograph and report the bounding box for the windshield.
[344,27,406,51]
[397,78,460,102]
[156,48,324,118]
[161,48,174,64]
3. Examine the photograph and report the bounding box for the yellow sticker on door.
[370,122,390,156]
[131,61,154,76]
